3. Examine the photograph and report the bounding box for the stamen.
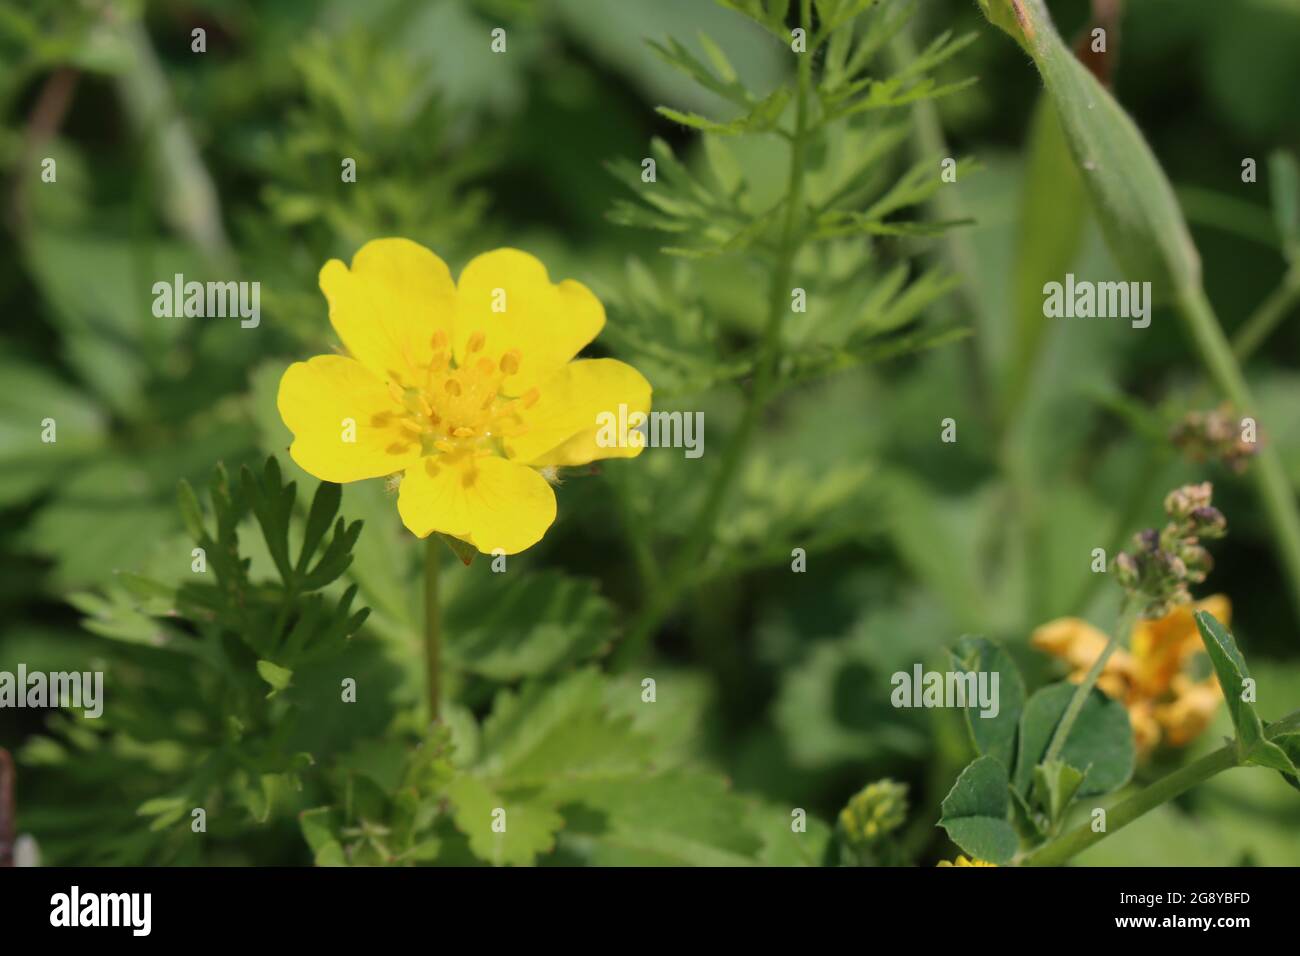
[467,330,486,353]
[499,349,521,376]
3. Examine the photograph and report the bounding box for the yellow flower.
[277,239,651,554]
[937,855,997,867]
[1031,596,1229,755]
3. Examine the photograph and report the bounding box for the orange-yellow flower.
[937,855,997,867]
[1031,596,1229,755]
[277,239,651,554]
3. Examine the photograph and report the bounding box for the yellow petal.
[278,355,421,482]
[453,248,604,394]
[319,238,456,386]
[505,359,653,467]
[397,453,556,554]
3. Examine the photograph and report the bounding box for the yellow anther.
[467,330,486,353]
[445,378,462,397]
[431,330,448,350]
[434,439,456,454]
[452,426,475,439]
[522,387,540,409]
[499,349,521,375]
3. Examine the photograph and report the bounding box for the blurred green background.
[2,0,1299,865]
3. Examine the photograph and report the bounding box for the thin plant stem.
[1025,707,1300,866]
[616,0,814,665]
[424,537,442,721]
[1232,261,1300,361]
[1175,284,1300,622]
[1043,603,1136,766]
[1025,743,1238,866]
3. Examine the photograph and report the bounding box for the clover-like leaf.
[947,636,1025,769]
[1014,683,1134,797]
[938,755,1018,865]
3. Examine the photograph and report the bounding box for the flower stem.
[1025,707,1300,866]
[423,537,441,721]
[615,0,814,666]
[1175,283,1300,623]
[1232,261,1300,361]
[1043,603,1135,767]
[1024,743,1238,866]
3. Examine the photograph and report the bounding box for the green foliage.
[7,0,1300,871]
[939,755,1018,864]
[1195,611,1299,776]
[947,635,1025,768]
[21,459,371,863]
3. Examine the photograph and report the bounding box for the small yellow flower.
[278,239,651,554]
[1031,596,1229,755]
[937,855,997,867]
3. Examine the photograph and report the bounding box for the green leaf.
[1005,96,1089,416]
[445,571,614,680]
[549,772,764,866]
[1194,611,1299,773]
[1275,735,1300,793]
[938,755,1019,865]
[989,0,1201,298]
[256,659,294,698]
[1031,760,1085,825]
[1014,683,1134,796]
[298,480,341,574]
[445,775,564,867]
[177,479,207,542]
[946,636,1025,769]
[0,358,107,504]
[299,807,348,867]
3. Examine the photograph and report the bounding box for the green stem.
[1232,261,1300,361]
[424,537,441,721]
[1043,603,1135,766]
[1024,744,1238,866]
[1025,707,1300,866]
[1175,284,1300,621]
[616,0,814,666]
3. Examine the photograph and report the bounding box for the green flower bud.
[839,779,908,849]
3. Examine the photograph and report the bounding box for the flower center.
[387,329,538,458]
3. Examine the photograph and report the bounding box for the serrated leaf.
[445,571,614,680]
[938,755,1018,865]
[550,772,765,866]
[446,775,563,867]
